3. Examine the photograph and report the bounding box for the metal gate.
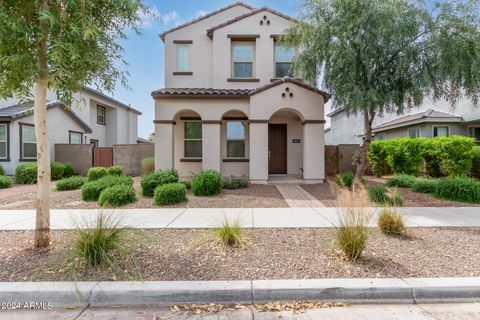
[93,147,113,167]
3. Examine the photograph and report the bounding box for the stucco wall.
[113,143,154,176]
[54,144,93,176]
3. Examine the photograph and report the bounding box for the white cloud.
[161,11,180,25]
[138,6,159,29]
[195,10,208,18]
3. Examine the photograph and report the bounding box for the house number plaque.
[292,139,301,143]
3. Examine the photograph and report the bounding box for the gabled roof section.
[206,7,297,37]
[0,101,93,133]
[250,77,331,102]
[373,109,462,132]
[82,87,142,115]
[159,2,255,42]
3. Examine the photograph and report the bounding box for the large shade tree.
[0,0,151,247]
[285,0,480,180]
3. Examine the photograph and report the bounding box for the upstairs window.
[433,125,449,137]
[232,42,254,78]
[176,44,189,72]
[20,124,36,160]
[226,121,246,158]
[184,121,202,158]
[275,43,294,78]
[0,123,7,159]
[97,105,105,125]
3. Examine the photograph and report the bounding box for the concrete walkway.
[275,185,325,207]
[0,207,479,230]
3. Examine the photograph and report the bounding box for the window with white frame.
[469,127,480,142]
[97,105,105,125]
[408,127,420,138]
[20,124,36,160]
[176,45,189,72]
[69,131,83,144]
[433,125,449,137]
[275,43,294,78]
[0,123,7,159]
[226,121,246,158]
[184,121,202,158]
[232,42,254,78]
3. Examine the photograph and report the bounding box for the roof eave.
[373,117,463,132]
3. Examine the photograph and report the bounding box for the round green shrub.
[56,176,86,191]
[386,174,416,188]
[434,177,480,204]
[98,184,137,207]
[191,170,222,196]
[106,165,123,176]
[0,176,12,189]
[0,164,5,176]
[335,171,354,189]
[154,183,187,206]
[141,169,179,197]
[81,175,133,201]
[87,167,107,181]
[411,178,439,194]
[15,163,37,184]
[50,161,65,180]
[63,163,75,178]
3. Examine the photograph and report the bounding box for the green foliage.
[56,176,86,191]
[87,167,107,182]
[81,175,133,201]
[385,138,424,176]
[141,170,179,197]
[470,146,480,179]
[141,157,155,175]
[0,176,12,189]
[411,178,439,194]
[98,184,136,207]
[0,164,4,176]
[15,163,37,184]
[180,180,192,189]
[335,171,354,189]
[368,141,390,176]
[153,183,187,206]
[191,170,223,196]
[106,165,123,176]
[434,177,480,204]
[386,174,416,188]
[222,176,249,190]
[378,208,406,236]
[368,185,403,206]
[215,219,244,247]
[63,163,75,178]
[429,136,475,176]
[50,161,65,180]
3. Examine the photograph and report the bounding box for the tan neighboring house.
[152,2,330,184]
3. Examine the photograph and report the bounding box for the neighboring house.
[153,2,329,184]
[0,87,142,174]
[325,96,480,144]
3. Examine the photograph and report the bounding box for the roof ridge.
[159,2,255,41]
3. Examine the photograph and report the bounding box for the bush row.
[368,136,476,177]
[15,162,75,184]
[87,166,124,182]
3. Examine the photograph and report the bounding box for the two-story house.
[152,2,330,184]
[0,87,141,174]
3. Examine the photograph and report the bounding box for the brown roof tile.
[206,7,297,37]
[159,2,255,42]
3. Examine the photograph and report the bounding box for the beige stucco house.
[153,2,329,184]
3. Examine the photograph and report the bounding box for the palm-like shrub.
[191,170,222,196]
[153,183,186,206]
[56,176,86,191]
[98,184,136,207]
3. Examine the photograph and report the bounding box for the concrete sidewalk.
[0,207,479,230]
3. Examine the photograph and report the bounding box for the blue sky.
[111,1,302,139]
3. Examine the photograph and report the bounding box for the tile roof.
[151,78,330,101]
[206,7,297,37]
[0,101,93,133]
[159,2,255,41]
[373,109,462,132]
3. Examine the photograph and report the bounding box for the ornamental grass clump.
[215,218,244,247]
[98,184,137,207]
[191,170,222,196]
[386,174,416,188]
[153,183,187,206]
[141,157,155,175]
[336,187,371,262]
[368,185,403,206]
[378,208,406,236]
[335,171,354,189]
[56,176,86,191]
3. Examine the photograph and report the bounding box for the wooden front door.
[268,124,287,174]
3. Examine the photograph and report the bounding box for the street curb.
[0,278,479,307]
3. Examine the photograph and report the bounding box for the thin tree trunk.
[354,108,374,181]
[34,12,50,248]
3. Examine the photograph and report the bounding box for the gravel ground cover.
[0,177,288,209]
[0,227,478,281]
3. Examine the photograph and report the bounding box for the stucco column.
[249,121,269,184]
[202,121,221,172]
[154,121,174,171]
[303,122,325,182]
